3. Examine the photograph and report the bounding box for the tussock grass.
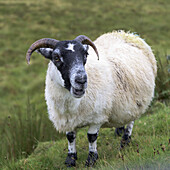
[2,104,169,169]
[155,53,170,103]
[0,98,64,168]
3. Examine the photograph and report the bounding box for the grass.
[0,98,64,160]
[0,0,169,169]
[2,103,169,169]
[155,53,170,103]
[0,0,169,117]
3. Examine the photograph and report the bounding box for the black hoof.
[65,153,77,167]
[85,151,98,167]
[120,134,131,149]
[115,127,125,136]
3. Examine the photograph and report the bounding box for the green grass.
[0,0,170,169]
[0,98,64,161]
[0,0,170,118]
[155,53,170,103]
[2,103,169,169]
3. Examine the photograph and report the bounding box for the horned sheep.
[26,30,157,167]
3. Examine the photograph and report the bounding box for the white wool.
[45,31,157,133]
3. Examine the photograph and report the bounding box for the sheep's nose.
[75,73,87,85]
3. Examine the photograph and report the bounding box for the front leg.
[65,131,77,167]
[85,124,101,167]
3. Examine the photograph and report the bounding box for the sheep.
[26,30,157,167]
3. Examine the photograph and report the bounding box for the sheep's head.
[26,35,99,98]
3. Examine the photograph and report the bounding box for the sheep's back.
[45,31,157,132]
[87,31,157,127]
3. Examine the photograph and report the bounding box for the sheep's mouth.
[71,86,85,98]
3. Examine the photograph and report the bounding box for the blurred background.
[0,0,169,169]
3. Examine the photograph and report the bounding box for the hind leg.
[120,121,134,148]
[115,126,125,136]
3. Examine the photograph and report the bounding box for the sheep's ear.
[83,44,89,52]
[36,48,53,60]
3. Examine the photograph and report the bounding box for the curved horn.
[26,38,59,64]
[75,35,99,60]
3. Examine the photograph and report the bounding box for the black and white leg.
[85,124,101,167]
[115,126,125,136]
[120,121,134,148]
[65,131,77,167]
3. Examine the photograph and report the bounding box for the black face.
[38,40,89,98]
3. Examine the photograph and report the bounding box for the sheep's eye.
[55,56,60,62]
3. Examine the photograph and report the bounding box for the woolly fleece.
[45,31,157,132]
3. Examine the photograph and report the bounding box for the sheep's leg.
[85,124,101,167]
[65,131,77,167]
[120,121,134,148]
[115,126,125,136]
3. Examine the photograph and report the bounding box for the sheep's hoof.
[65,153,77,167]
[120,134,131,149]
[115,127,125,136]
[85,151,98,167]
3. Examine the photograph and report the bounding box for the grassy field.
[0,0,169,169]
[2,103,170,169]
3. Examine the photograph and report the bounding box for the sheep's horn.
[75,35,99,60]
[26,38,59,64]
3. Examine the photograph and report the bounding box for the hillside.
[0,0,169,169]
[3,104,170,169]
